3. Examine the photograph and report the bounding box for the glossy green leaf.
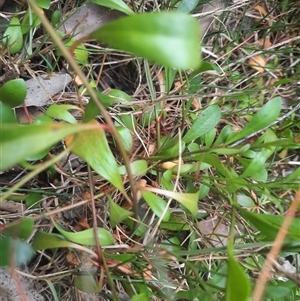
[118,160,148,176]
[0,103,17,123]
[69,120,124,192]
[2,17,23,54]
[90,0,134,15]
[226,97,282,144]
[0,237,34,266]
[183,105,221,143]
[225,254,250,301]
[141,191,170,221]
[0,122,98,171]
[109,196,133,228]
[74,274,100,293]
[53,220,114,246]
[45,104,81,124]
[1,218,34,240]
[0,79,27,108]
[143,188,199,216]
[236,206,300,241]
[88,12,200,69]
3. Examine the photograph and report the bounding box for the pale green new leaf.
[88,12,200,69]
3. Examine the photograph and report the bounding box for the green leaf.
[143,188,199,216]
[225,254,250,301]
[90,0,134,15]
[236,206,300,241]
[32,231,77,251]
[88,12,200,69]
[0,103,17,123]
[115,126,133,152]
[53,221,114,246]
[0,79,27,108]
[25,192,42,209]
[69,120,124,192]
[2,218,34,240]
[21,10,41,35]
[177,0,199,13]
[45,104,81,124]
[0,237,34,266]
[0,122,99,171]
[109,196,133,228]
[118,160,148,176]
[141,191,171,221]
[35,0,51,9]
[226,97,282,144]
[74,274,100,293]
[2,16,23,54]
[183,105,221,143]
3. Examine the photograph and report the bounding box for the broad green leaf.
[160,236,181,252]
[74,274,100,293]
[2,17,23,54]
[45,104,81,124]
[226,97,282,144]
[1,218,34,239]
[225,254,250,301]
[53,221,114,246]
[69,120,124,192]
[236,206,300,241]
[88,12,200,69]
[0,103,17,123]
[213,124,232,146]
[109,196,133,228]
[118,160,148,176]
[21,9,41,35]
[90,0,134,15]
[0,237,34,266]
[143,187,199,216]
[0,79,27,108]
[237,194,255,207]
[141,191,171,221]
[183,105,221,143]
[0,122,99,171]
[32,231,78,250]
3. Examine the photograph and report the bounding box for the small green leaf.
[88,12,200,69]
[177,0,199,13]
[226,97,282,144]
[183,105,221,143]
[45,104,81,124]
[2,218,34,240]
[74,274,100,293]
[69,120,124,192]
[237,194,255,207]
[0,122,99,171]
[0,79,27,108]
[141,191,171,221]
[53,220,114,246]
[21,10,41,35]
[35,0,51,9]
[225,254,250,301]
[90,0,134,15]
[0,237,34,266]
[25,192,42,209]
[109,196,133,228]
[118,160,148,176]
[116,126,133,152]
[143,188,199,216]
[2,17,23,54]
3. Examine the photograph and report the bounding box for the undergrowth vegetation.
[0,0,300,300]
